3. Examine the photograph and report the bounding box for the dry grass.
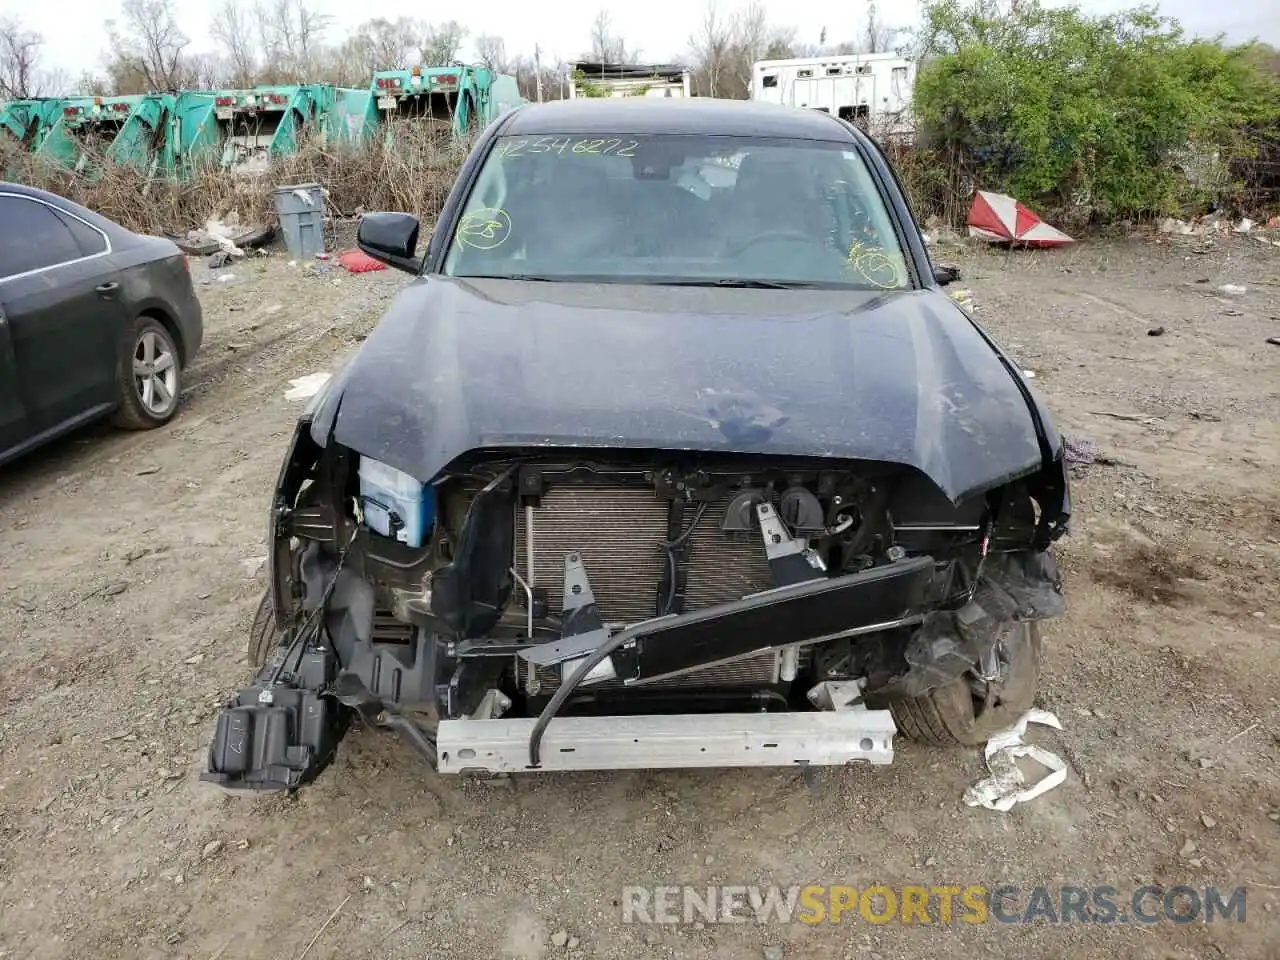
[5,117,970,240]
[5,114,1275,238]
[0,121,472,236]
[880,139,973,227]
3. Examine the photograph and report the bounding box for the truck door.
[793,75,815,109]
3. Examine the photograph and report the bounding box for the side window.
[50,208,108,257]
[0,197,85,279]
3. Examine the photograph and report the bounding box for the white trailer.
[569,62,692,100]
[751,53,915,133]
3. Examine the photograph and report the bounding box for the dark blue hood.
[311,277,1055,502]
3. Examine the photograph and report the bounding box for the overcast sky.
[9,0,1279,79]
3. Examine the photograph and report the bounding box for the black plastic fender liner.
[268,415,323,630]
[527,555,938,766]
[866,548,1065,700]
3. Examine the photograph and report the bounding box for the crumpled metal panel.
[311,278,1055,505]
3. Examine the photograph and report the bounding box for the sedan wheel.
[112,317,184,430]
[133,329,179,418]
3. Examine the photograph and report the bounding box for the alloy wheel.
[132,329,178,417]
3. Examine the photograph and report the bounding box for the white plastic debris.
[284,373,332,401]
[292,188,316,206]
[1219,284,1247,296]
[963,709,1067,812]
[214,273,237,283]
[1022,369,1037,379]
[284,372,332,401]
[1234,218,1255,234]
[188,216,247,256]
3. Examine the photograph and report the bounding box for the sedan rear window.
[443,134,911,290]
[51,207,108,257]
[0,196,88,279]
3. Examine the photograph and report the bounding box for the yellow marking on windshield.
[846,239,905,289]
[456,208,512,250]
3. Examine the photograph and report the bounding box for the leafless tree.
[316,39,371,86]
[733,1,786,93]
[763,32,798,60]
[211,0,259,87]
[419,20,467,65]
[508,54,567,102]
[475,35,507,72]
[687,1,796,99]
[588,10,635,64]
[187,53,232,89]
[74,70,110,97]
[256,0,331,82]
[858,1,901,54]
[360,18,424,70]
[0,15,45,98]
[105,0,192,92]
[689,2,734,96]
[311,18,421,84]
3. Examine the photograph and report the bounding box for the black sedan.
[0,183,203,466]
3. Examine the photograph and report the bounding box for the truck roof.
[572,61,688,80]
[754,52,911,69]
[501,97,856,141]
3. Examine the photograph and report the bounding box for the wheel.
[112,316,182,430]
[248,588,287,670]
[888,622,1041,747]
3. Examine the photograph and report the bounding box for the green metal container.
[370,65,526,136]
[211,84,333,172]
[0,98,65,152]
[328,87,379,146]
[103,92,219,179]
[34,95,144,173]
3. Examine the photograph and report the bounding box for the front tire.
[888,623,1041,746]
[112,316,182,430]
[248,588,287,669]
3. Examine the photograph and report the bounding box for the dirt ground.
[0,233,1277,960]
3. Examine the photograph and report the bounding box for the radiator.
[513,483,773,622]
[513,483,782,689]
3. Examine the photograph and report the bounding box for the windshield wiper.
[462,274,833,289]
[462,273,557,282]
[649,278,817,290]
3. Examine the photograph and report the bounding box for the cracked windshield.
[444,134,912,289]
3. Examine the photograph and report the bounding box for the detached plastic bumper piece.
[201,683,344,792]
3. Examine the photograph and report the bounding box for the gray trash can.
[273,183,325,258]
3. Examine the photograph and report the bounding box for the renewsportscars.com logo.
[620,885,1249,926]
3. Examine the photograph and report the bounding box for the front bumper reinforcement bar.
[520,555,937,683]
[436,708,897,774]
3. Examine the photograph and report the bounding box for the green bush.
[913,0,1280,218]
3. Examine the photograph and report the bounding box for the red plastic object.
[967,190,1074,247]
[337,249,386,273]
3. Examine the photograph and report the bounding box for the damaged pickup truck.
[204,98,1069,791]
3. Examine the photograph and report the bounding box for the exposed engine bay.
[202,413,1069,792]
